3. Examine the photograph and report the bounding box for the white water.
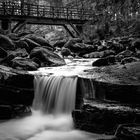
[33,75,78,114]
[0,59,113,140]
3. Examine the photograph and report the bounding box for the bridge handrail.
[0,1,93,20]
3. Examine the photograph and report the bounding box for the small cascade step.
[72,100,140,135]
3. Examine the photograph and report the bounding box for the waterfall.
[32,75,78,114]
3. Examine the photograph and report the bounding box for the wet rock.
[131,38,140,51]
[78,44,97,57]
[115,50,134,62]
[115,124,140,140]
[25,34,53,49]
[72,101,140,134]
[8,48,29,58]
[121,57,139,64]
[83,51,104,58]
[0,34,15,50]
[21,38,41,53]
[53,39,67,48]
[14,40,30,53]
[0,105,31,120]
[7,33,19,41]
[0,65,34,105]
[98,45,107,51]
[0,47,7,58]
[92,55,116,67]
[71,43,87,53]
[0,48,29,67]
[109,42,124,54]
[63,38,82,49]
[30,47,66,67]
[61,47,71,57]
[11,57,39,71]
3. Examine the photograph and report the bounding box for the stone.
[21,38,41,53]
[0,34,15,50]
[83,51,105,58]
[63,38,82,49]
[115,50,134,62]
[115,124,140,140]
[79,44,97,57]
[11,57,39,71]
[53,39,67,48]
[70,43,87,53]
[92,55,116,67]
[14,40,30,53]
[30,47,66,67]
[25,34,53,49]
[8,48,29,58]
[98,45,107,51]
[72,100,140,134]
[0,105,31,120]
[0,65,34,105]
[0,48,29,67]
[61,47,71,57]
[131,38,140,51]
[7,33,19,41]
[0,47,7,58]
[84,61,140,103]
[121,57,139,64]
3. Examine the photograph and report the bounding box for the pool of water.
[0,111,113,140]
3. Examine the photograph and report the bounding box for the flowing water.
[0,59,113,140]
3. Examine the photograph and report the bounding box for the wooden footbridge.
[0,1,93,37]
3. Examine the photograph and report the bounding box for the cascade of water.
[80,78,96,99]
[32,75,78,114]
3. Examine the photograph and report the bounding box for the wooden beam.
[63,24,75,38]
[12,20,27,33]
[69,23,81,36]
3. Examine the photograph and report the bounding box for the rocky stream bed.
[0,32,140,139]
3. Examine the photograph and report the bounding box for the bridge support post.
[1,19,11,33]
[12,21,27,33]
[63,24,76,38]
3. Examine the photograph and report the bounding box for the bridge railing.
[0,1,93,21]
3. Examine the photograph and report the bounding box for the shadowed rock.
[30,47,66,67]
[0,34,15,50]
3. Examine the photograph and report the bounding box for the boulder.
[63,38,82,49]
[0,105,31,120]
[30,47,66,67]
[0,48,29,67]
[53,39,67,48]
[25,34,54,49]
[14,40,30,53]
[12,57,39,71]
[0,47,7,58]
[72,101,140,134]
[78,44,97,57]
[61,47,71,57]
[83,51,104,58]
[92,55,116,67]
[115,50,134,62]
[70,43,87,53]
[0,65,34,105]
[0,34,15,50]
[131,38,140,51]
[8,48,29,58]
[18,31,32,37]
[21,38,41,53]
[115,124,140,140]
[121,57,139,64]
[7,33,19,41]
[97,45,107,51]
[109,42,125,54]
